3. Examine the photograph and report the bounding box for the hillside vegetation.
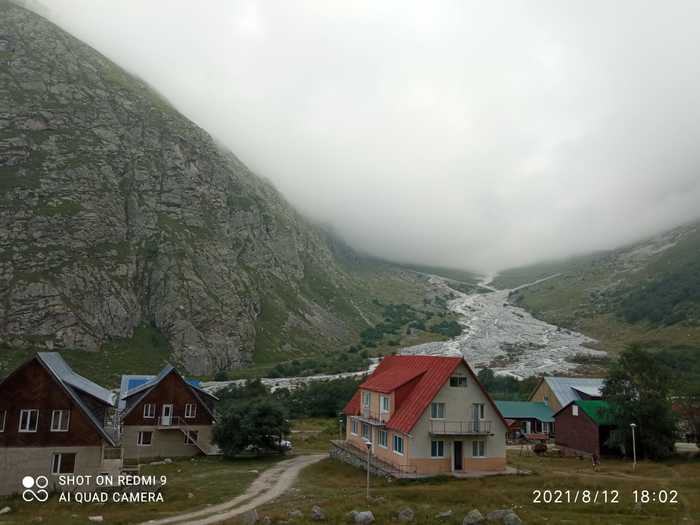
[498,221,700,353]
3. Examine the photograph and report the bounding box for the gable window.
[431,440,445,458]
[51,410,70,432]
[543,395,549,406]
[185,403,196,419]
[0,410,6,432]
[184,430,199,445]
[380,395,390,413]
[51,453,76,474]
[430,402,445,419]
[361,423,371,442]
[351,419,358,435]
[362,391,371,407]
[572,405,579,416]
[472,440,486,457]
[19,409,39,432]
[137,431,153,446]
[143,403,156,419]
[393,434,404,455]
[450,376,468,387]
[378,430,388,448]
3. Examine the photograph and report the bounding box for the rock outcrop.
[0,1,381,373]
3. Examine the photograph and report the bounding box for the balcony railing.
[429,420,492,435]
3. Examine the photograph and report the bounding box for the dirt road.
[140,454,326,525]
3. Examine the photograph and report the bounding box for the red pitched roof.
[344,355,506,434]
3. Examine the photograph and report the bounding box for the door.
[161,404,173,426]
[472,404,482,432]
[453,441,463,471]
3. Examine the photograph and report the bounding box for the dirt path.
[140,454,326,525]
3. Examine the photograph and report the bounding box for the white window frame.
[50,409,70,432]
[572,405,579,416]
[393,434,404,456]
[351,418,358,435]
[361,423,372,442]
[137,431,153,446]
[51,453,76,475]
[450,375,468,387]
[185,403,196,419]
[430,402,445,419]
[380,395,390,413]
[431,440,445,458]
[18,409,39,432]
[0,410,6,432]
[184,430,199,445]
[362,391,371,407]
[472,440,486,458]
[143,403,156,419]
[378,430,388,448]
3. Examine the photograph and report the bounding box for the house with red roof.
[341,355,508,476]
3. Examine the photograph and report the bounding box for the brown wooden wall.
[122,371,214,426]
[0,359,104,447]
[554,404,600,455]
[529,380,561,412]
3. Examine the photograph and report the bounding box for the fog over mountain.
[43,0,700,272]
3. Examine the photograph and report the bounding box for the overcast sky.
[44,0,700,272]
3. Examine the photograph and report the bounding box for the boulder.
[348,510,375,524]
[0,507,11,515]
[288,509,303,519]
[88,518,104,523]
[503,512,523,525]
[485,509,511,521]
[187,492,195,499]
[463,509,485,524]
[436,510,453,519]
[240,509,258,525]
[398,507,415,522]
[311,505,326,521]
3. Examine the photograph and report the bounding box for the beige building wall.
[0,446,105,496]
[409,362,507,472]
[121,425,213,462]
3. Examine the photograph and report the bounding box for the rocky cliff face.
[0,2,369,374]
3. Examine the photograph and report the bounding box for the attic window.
[572,405,579,416]
[450,376,467,387]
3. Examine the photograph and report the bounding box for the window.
[184,430,199,445]
[393,435,404,455]
[185,403,196,419]
[380,395,390,413]
[431,440,445,458]
[430,402,445,419]
[51,410,70,432]
[137,431,153,446]
[143,403,156,418]
[0,410,5,432]
[361,423,371,442]
[18,409,38,432]
[472,440,486,457]
[542,422,550,433]
[362,391,371,407]
[543,395,549,406]
[572,405,579,416]
[378,430,388,448]
[351,419,358,435]
[450,376,468,387]
[51,453,76,474]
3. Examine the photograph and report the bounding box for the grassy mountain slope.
[498,220,700,353]
[0,2,445,381]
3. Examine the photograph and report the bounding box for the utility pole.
[630,423,637,472]
[365,440,372,500]
[338,413,343,441]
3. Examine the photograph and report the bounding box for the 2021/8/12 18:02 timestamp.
[532,489,679,504]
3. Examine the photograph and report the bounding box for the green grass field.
[247,450,700,524]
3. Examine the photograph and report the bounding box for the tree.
[602,345,678,460]
[213,399,290,457]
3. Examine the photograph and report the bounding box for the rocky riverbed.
[401,275,605,378]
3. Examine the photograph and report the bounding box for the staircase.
[171,417,222,456]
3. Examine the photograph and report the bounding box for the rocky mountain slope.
[0,2,433,375]
[496,220,700,353]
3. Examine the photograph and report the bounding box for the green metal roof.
[494,401,554,422]
[575,400,615,426]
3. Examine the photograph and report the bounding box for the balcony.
[358,406,390,426]
[429,420,492,435]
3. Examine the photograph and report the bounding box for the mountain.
[495,220,700,353]
[0,2,438,377]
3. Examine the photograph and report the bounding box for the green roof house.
[494,401,555,437]
[554,400,620,456]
